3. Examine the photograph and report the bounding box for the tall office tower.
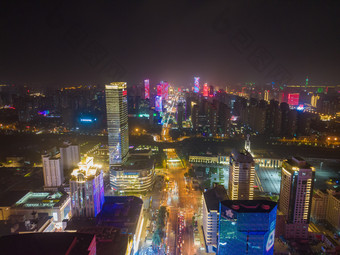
[218,200,277,255]
[192,104,199,131]
[203,185,228,253]
[70,157,104,217]
[177,102,184,129]
[60,142,80,174]
[228,149,255,200]
[218,103,230,137]
[155,96,162,112]
[105,82,129,165]
[264,90,270,102]
[279,157,315,239]
[194,77,200,93]
[209,85,214,97]
[162,81,169,100]
[42,154,64,188]
[157,84,162,96]
[144,79,150,99]
[203,83,209,97]
[244,134,251,153]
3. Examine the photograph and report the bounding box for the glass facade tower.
[218,200,277,255]
[105,82,129,165]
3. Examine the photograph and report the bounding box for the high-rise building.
[162,81,169,100]
[155,96,162,112]
[157,84,162,96]
[264,90,270,102]
[42,153,64,188]
[177,102,184,129]
[202,185,229,253]
[203,83,209,97]
[279,157,315,239]
[70,157,104,217]
[105,82,129,165]
[60,142,80,174]
[194,77,200,93]
[144,79,150,99]
[326,190,340,231]
[228,149,255,200]
[218,200,277,255]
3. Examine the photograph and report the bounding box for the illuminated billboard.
[144,79,150,99]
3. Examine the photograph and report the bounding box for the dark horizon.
[1,0,340,87]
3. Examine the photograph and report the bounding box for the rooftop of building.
[231,149,253,163]
[284,156,313,170]
[70,156,102,181]
[0,232,95,255]
[220,199,277,213]
[12,190,69,209]
[96,196,143,234]
[67,226,130,255]
[113,155,154,171]
[204,185,229,212]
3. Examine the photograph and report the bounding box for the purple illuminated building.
[70,157,104,217]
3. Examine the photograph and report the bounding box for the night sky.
[1,0,339,88]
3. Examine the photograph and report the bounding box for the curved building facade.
[110,157,155,193]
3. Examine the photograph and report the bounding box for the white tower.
[245,134,251,153]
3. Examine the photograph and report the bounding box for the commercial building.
[105,82,129,165]
[42,153,64,188]
[11,190,70,223]
[278,157,315,239]
[96,196,144,255]
[60,141,80,173]
[311,189,328,222]
[202,185,229,253]
[189,155,229,165]
[110,156,155,193]
[326,190,340,232]
[70,157,104,218]
[218,200,277,255]
[228,149,255,200]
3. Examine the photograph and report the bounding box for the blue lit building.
[218,200,277,255]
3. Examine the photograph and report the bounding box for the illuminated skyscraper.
[203,83,209,97]
[157,84,162,96]
[70,157,104,217]
[162,81,169,100]
[279,157,315,239]
[264,90,269,102]
[194,77,200,93]
[228,149,255,200]
[144,79,150,99]
[155,96,162,112]
[105,82,129,165]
